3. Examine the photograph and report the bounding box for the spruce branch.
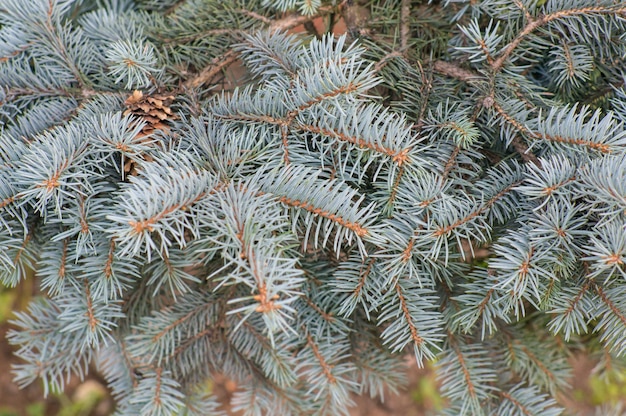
[496,384,562,416]
[491,4,626,72]
[3,1,626,414]
[182,5,337,90]
[431,179,522,239]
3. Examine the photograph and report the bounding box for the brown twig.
[269,6,334,32]
[182,50,239,90]
[491,17,543,73]
[400,0,411,52]
[181,7,336,90]
[491,6,626,72]
[433,60,480,82]
[373,51,403,73]
[237,9,272,24]
[510,136,542,167]
[303,20,321,39]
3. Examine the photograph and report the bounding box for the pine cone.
[123,89,176,138]
[122,90,177,176]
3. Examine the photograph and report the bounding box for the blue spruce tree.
[1,0,625,414]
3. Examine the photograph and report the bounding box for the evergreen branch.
[395,282,424,347]
[154,368,164,408]
[1,87,96,101]
[231,371,303,415]
[492,5,626,71]
[512,0,532,21]
[496,384,563,416]
[248,250,283,314]
[83,279,98,332]
[386,165,406,209]
[519,155,577,200]
[293,102,417,167]
[58,239,68,283]
[438,334,498,412]
[476,288,495,320]
[303,294,334,323]
[548,279,594,340]
[9,298,93,394]
[278,195,368,237]
[492,101,617,154]
[498,391,536,416]
[583,80,625,106]
[333,254,378,317]
[540,134,612,153]
[107,155,222,257]
[0,41,32,63]
[286,83,361,120]
[229,313,297,388]
[491,17,543,72]
[562,279,591,319]
[452,340,478,402]
[281,125,290,164]
[258,166,378,248]
[13,230,33,267]
[441,145,460,180]
[0,195,17,210]
[167,327,215,366]
[126,292,219,368]
[126,189,208,236]
[215,112,284,126]
[595,284,626,328]
[545,5,626,22]
[431,181,521,238]
[126,367,185,414]
[401,235,416,263]
[353,257,374,299]
[491,99,532,134]
[305,330,337,384]
[97,340,139,399]
[452,269,508,339]
[151,304,207,345]
[379,279,443,363]
[517,342,557,384]
[77,195,89,236]
[293,123,408,163]
[100,238,115,281]
[4,1,626,412]
[238,316,272,350]
[41,3,89,88]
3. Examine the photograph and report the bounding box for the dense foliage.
[1,0,626,414]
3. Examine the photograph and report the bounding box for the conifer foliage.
[1,0,626,414]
